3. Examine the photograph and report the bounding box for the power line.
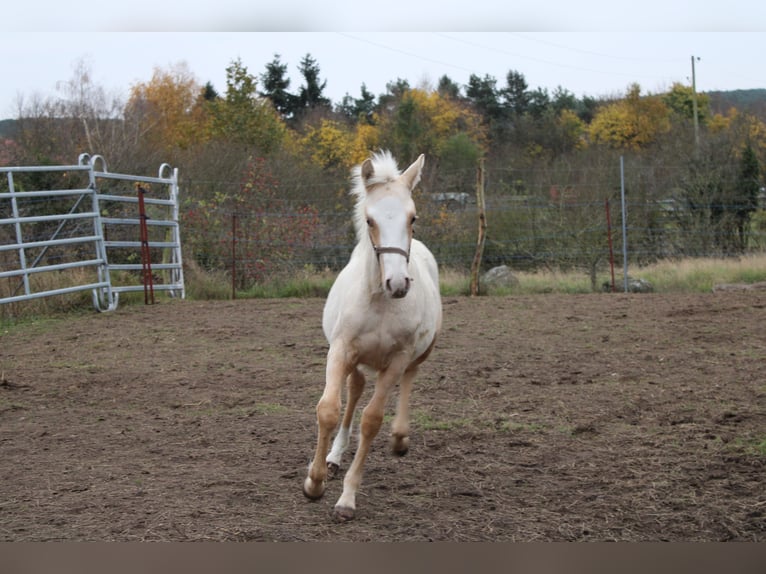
[507,32,682,63]
[335,33,477,76]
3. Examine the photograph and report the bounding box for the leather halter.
[372,244,410,263]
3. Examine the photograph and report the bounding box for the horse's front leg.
[327,367,366,478]
[303,343,349,500]
[390,365,418,456]
[333,355,408,522]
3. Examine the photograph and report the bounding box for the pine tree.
[260,54,297,118]
[297,54,330,111]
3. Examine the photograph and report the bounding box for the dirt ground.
[1,291,764,541]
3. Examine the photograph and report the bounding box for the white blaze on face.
[366,195,414,298]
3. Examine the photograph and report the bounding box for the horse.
[303,150,442,522]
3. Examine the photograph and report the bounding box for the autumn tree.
[663,82,710,124]
[126,62,209,154]
[299,118,380,170]
[379,87,486,164]
[588,83,671,149]
[208,58,287,154]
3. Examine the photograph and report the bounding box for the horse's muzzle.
[386,277,411,298]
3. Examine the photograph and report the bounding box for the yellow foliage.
[381,88,487,158]
[558,109,587,150]
[708,107,766,156]
[709,112,731,133]
[301,120,381,169]
[588,84,670,150]
[126,62,210,151]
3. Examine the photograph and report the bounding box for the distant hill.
[707,88,766,118]
[0,118,18,139]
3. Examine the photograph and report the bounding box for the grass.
[633,254,766,293]
[3,254,765,324]
[733,436,766,457]
[239,267,336,299]
[484,254,766,295]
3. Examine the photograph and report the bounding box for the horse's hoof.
[326,462,340,480]
[392,435,410,456]
[303,477,325,500]
[333,505,355,522]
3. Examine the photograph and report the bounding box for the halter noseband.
[373,244,410,263]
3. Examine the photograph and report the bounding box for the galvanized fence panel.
[1,154,184,311]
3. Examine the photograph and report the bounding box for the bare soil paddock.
[1,292,764,541]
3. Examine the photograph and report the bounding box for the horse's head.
[359,153,424,299]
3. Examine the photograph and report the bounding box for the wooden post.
[606,198,616,292]
[470,158,487,297]
[231,213,237,300]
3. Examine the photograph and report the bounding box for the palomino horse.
[303,151,442,522]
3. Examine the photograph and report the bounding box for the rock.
[627,277,654,293]
[605,276,654,293]
[482,265,519,288]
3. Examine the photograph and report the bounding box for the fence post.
[470,158,487,297]
[620,156,629,292]
[231,212,237,300]
[606,198,616,292]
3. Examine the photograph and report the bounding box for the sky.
[2,2,765,121]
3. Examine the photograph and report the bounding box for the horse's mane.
[350,150,402,240]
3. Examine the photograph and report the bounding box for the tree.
[300,119,380,169]
[260,54,297,118]
[201,82,219,102]
[663,82,710,124]
[588,83,671,149]
[296,54,330,112]
[13,58,127,166]
[379,87,486,164]
[465,74,503,124]
[502,70,530,117]
[551,86,578,115]
[437,75,461,99]
[336,84,377,124]
[527,87,550,120]
[208,58,287,153]
[126,62,209,153]
[734,143,761,250]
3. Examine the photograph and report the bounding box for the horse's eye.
[366,218,372,227]
[411,215,418,225]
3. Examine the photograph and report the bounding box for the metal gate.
[1,154,184,311]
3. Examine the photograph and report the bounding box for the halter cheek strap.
[373,245,410,263]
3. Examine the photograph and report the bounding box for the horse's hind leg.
[327,367,365,477]
[391,365,418,456]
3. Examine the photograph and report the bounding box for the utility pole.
[691,55,700,152]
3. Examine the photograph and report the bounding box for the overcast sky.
[2,2,765,121]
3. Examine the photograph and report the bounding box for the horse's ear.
[401,154,425,191]
[361,158,375,184]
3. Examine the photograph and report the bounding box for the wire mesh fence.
[179,163,766,291]
[5,158,764,298]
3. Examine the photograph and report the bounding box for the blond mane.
[350,150,402,241]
